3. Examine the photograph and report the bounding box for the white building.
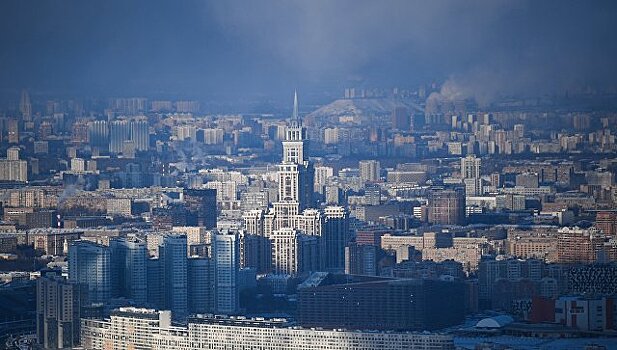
[71,157,86,173]
[359,160,380,182]
[270,228,318,275]
[81,308,455,350]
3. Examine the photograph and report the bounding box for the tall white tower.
[274,91,314,225]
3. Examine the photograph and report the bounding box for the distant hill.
[305,97,423,125]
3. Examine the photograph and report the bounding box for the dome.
[475,315,514,329]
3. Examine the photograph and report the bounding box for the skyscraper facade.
[273,91,315,225]
[158,235,188,319]
[212,231,240,314]
[359,160,381,182]
[109,237,148,305]
[239,232,271,274]
[188,257,213,314]
[461,155,481,196]
[20,89,32,121]
[322,206,350,273]
[461,155,481,179]
[68,240,111,304]
[87,120,109,149]
[109,120,130,154]
[36,270,82,349]
[130,119,149,151]
[271,228,319,275]
[345,243,378,276]
[239,92,351,277]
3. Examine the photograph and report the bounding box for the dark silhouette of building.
[391,106,410,131]
[298,277,465,331]
[345,243,378,276]
[184,189,217,228]
[36,270,83,349]
[321,206,350,273]
[240,233,272,274]
[428,187,465,225]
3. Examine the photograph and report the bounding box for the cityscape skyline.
[1,2,617,350]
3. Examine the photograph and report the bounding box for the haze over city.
[1,1,616,101]
[0,1,617,350]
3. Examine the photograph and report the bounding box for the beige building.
[0,159,27,182]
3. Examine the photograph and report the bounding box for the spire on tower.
[292,90,299,121]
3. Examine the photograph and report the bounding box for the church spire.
[292,89,299,121]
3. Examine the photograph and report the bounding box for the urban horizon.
[1,1,617,350]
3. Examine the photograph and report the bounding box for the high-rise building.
[461,155,481,196]
[391,106,410,130]
[110,97,147,115]
[325,185,342,205]
[477,258,548,304]
[242,209,266,236]
[146,257,162,308]
[174,100,200,113]
[363,183,381,205]
[8,118,19,143]
[20,89,32,121]
[313,165,333,194]
[345,243,378,276]
[19,89,32,122]
[296,208,323,236]
[461,155,481,179]
[359,160,381,182]
[513,124,525,138]
[130,119,149,151]
[201,128,224,144]
[109,120,130,154]
[183,189,217,228]
[158,235,188,319]
[239,232,271,274]
[271,228,318,275]
[0,159,28,182]
[102,118,140,155]
[36,270,82,349]
[427,187,466,225]
[321,206,349,273]
[188,257,213,314]
[68,240,111,304]
[87,120,109,149]
[109,237,148,305]
[273,91,315,223]
[212,231,240,314]
[270,228,300,275]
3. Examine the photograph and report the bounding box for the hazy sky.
[1,0,615,100]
